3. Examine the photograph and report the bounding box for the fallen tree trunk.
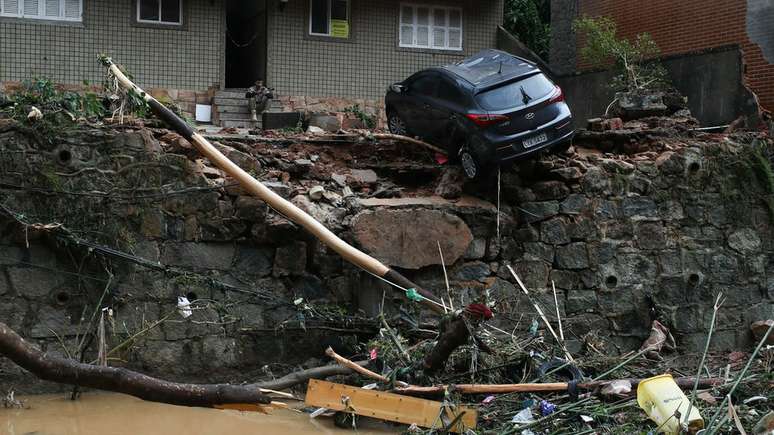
[0,322,270,407]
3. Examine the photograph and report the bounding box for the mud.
[0,393,397,435]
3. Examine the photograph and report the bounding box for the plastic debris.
[601,379,633,399]
[309,407,328,418]
[405,288,423,302]
[539,400,556,416]
[482,395,496,405]
[511,408,535,424]
[369,348,378,360]
[27,106,43,121]
[637,374,703,434]
[743,395,767,405]
[176,296,192,318]
[580,415,594,424]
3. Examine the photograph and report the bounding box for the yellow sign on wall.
[331,19,349,38]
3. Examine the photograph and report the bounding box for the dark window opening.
[309,0,349,38]
[138,0,181,25]
[410,75,438,97]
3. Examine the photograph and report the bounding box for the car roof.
[441,49,540,91]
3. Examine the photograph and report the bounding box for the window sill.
[396,46,465,55]
[303,33,354,44]
[133,20,186,30]
[0,16,84,27]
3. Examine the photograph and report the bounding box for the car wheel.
[460,149,479,179]
[387,111,408,136]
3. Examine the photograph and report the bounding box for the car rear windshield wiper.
[520,85,532,105]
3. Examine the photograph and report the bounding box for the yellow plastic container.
[637,374,704,434]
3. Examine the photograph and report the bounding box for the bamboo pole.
[100,57,442,313]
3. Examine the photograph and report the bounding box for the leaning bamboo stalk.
[325,347,409,388]
[100,57,442,313]
[394,376,724,396]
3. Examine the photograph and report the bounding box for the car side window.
[437,78,467,106]
[409,75,438,97]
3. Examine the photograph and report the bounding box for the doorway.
[225,0,267,89]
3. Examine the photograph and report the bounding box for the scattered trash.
[601,379,632,400]
[637,374,703,434]
[369,349,378,360]
[580,415,594,424]
[539,400,556,416]
[697,391,717,405]
[27,106,42,121]
[482,395,496,405]
[640,320,676,360]
[176,296,192,318]
[306,125,325,134]
[309,407,328,418]
[511,407,535,424]
[743,396,767,405]
[308,185,325,201]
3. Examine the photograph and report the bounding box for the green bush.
[574,16,669,93]
[504,0,551,60]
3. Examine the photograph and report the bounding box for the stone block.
[621,196,659,220]
[308,114,341,132]
[161,242,236,270]
[350,169,378,184]
[234,245,274,277]
[532,180,570,200]
[351,209,472,269]
[555,242,589,269]
[291,274,327,300]
[464,238,487,260]
[566,290,597,313]
[234,195,267,222]
[520,201,559,223]
[453,261,491,281]
[727,228,761,254]
[559,194,590,214]
[540,217,570,245]
[524,242,554,263]
[635,222,666,250]
[7,267,63,297]
[273,241,307,277]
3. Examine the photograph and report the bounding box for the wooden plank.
[213,401,288,414]
[304,379,477,433]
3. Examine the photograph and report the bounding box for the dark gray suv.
[385,49,574,178]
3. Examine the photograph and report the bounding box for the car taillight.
[466,113,509,127]
[549,85,564,104]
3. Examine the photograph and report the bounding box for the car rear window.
[475,73,555,111]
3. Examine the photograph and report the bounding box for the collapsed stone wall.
[0,119,772,394]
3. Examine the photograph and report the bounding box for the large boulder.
[351,209,473,269]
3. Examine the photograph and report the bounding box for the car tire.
[387,111,409,136]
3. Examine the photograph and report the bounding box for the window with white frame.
[137,0,182,25]
[0,0,82,22]
[309,0,350,38]
[399,4,462,51]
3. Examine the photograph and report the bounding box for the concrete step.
[221,119,261,129]
[214,97,249,106]
[219,112,255,121]
[215,89,248,99]
[216,104,250,114]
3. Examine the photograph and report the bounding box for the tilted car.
[385,49,574,178]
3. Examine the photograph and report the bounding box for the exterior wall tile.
[266,0,504,100]
[0,0,225,91]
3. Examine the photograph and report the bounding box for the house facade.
[0,0,505,119]
[550,0,774,112]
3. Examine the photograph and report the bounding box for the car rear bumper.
[488,112,575,163]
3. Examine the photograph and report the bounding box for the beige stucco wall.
[0,0,225,91]
[266,0,504,100]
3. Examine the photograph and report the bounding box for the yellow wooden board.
[305,379,477,433]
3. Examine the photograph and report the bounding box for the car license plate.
[523,133,548,148]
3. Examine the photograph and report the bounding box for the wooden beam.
[305,379,477,433]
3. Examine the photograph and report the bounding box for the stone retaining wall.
[0,120,771,393]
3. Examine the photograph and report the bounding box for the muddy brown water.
[0,393,399,435]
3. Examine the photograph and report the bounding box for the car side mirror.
[390,83,406,93]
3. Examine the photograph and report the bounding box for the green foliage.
[503,0,551,60]
[574,16,670,93]
[2,77,108,121]
[344,104,376,129]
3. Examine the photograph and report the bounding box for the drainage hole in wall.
[688,161,701,173]
[605,275,618,289]
[186,291,198,301]
[57,149,72,165]
[688,273,701,285]
[55,291,70,305]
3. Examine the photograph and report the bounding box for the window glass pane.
[331,0,347,20]
[449,29,461,48]
[432,28,445,47]
[433,8,445,27]
[438,80,466,106]
[400,25,413,45]
[2,0,20,15]
[449,9,461,28]
[161,0,180,22]
[401,5,412,24]
[310,0,328,34]
[411,75,438,97]
[416,26,429,46]
[475,74,555,110]
[139,0,159,20]
[416,7,428,25]
[64,0,79,18]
